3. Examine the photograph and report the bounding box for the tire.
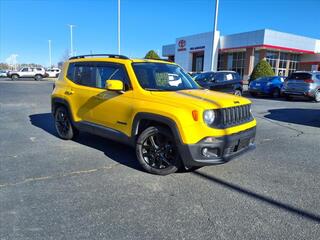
[136,126,181,175]
[34,74,43,81]
[271,88,280,98]
[285,95,293,101]
[250,92,257,97]
[54,106,78,140]
[314,90,320,102]
[234,89,242,96]
[11,74,19,80]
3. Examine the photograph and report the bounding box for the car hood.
[149,89,251,109]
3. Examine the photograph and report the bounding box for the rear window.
[288,73,312,80]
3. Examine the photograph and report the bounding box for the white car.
[46,68,61,78]
[0,70,8,78]
[7,67,47,81]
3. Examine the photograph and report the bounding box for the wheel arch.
[51,97,74,122]
[131,112,183,145]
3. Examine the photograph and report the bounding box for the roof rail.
[69,54,130,60]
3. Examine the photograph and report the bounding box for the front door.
[192,51,204,72]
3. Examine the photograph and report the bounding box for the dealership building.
[162,29,320,80]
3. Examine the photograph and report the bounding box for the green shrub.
[250,59,275,81]
[145,50,160,59]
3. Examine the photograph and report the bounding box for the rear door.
[64,62,101,122]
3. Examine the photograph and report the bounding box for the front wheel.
[271,88,280,98]
[234,89,242,96]
[34,74,43,81]
[136,126,181,175]
[54,107,78,140]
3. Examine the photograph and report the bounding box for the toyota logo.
[178,40,186,48]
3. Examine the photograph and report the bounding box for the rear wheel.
[54,106,78,140]
[285,95,293,101]
[271,88,280,98]
[314,90,320,102]
[136,126,181,175]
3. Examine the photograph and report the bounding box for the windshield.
[132,62,199,91]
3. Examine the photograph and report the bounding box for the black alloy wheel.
[136,126,181,175]
[54,107,78,140]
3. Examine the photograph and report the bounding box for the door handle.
[65,90,74,95]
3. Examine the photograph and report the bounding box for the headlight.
[203,110,215,125]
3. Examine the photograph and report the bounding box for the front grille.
[214,104,252,128]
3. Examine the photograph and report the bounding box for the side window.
[233,73,241,80]
[225,73,233,81]
[96,63,130,90]
[66,63,76,81]
[67,62,130,91]
[21,68,28,72]
[214,73,224,82]
[74,64,96,88]
[316,75,320,81]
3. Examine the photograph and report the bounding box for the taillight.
[304,79,314,83]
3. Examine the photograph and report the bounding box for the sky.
[0,0,320,67]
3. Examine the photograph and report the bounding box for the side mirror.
[105,80,124,91]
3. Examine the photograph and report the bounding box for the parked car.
[248,76,285,98]
[0,70,8,78]
[51,54,256,175]
[194,71,243,96]
[46,68,61,78]
[7,67,48,81]
[282,71,320,102]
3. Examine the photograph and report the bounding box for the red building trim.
[220,44,315,54]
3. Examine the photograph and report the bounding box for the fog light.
[201,147,219,158]
[203,137,216,143]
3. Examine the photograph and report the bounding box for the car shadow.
[264,108,320,127]
[29,113,142,171]
[192,171,320,223]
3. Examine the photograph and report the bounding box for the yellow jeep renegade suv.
[51,54,256,175]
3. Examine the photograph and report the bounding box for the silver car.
[282,71,320,102]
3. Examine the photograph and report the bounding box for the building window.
[288,54,300,76]
[266,51,278,73]
[254,50,260,67]
[226,52,246,77]
[217,53,223,70]
[278,53,287,76]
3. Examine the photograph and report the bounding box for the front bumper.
[179,127,256,167]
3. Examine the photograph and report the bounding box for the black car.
[194,71,243,96]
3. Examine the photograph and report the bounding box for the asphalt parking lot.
[0,79,320,240]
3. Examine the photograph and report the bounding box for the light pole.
[210,0,219,71]
[68,24,75,57]
[48,40,52,67]
[118,0,121,55]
